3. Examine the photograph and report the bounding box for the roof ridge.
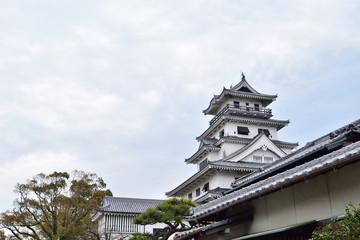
[105,195,163,201]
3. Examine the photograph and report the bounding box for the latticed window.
[196,188,200,197]
[105,214,141,233]
[199,159,208,171]
[233,101,240,108]
[264,156,273,163]
[253,155,263,163]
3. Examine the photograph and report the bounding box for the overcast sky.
[0,1,360,212]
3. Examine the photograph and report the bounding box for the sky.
[0,0,360,212]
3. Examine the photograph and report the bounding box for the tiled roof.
[220,133,265,162]
[202,138,218,146]
[231,118,360,188]
[203,78,277,115]
[191,138,360,219]
[166,160,261,197]
[174,218,231,240]
[97,196,163,214]
[197,116,289,141]
[209,160,265,169]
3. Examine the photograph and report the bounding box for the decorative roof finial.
[241,72,246,81]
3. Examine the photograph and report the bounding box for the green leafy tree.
[0,170,112,240]
[131,197,197,240]
[129,232,153,240]
[310,203,360,240]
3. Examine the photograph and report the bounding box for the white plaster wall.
[225,137,285,163]
[206,151,218,162]
[212,142,246,160]
[212,171,246,189]
[247,159,360,234]
[217,122,278,140]
[144,222,167,234]
[183,172,243,200]
[241,148,280,163]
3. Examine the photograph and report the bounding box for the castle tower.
[166,74,298,204]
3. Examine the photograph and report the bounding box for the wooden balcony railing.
[209,104,272,125]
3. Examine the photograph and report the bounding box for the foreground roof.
[192,139,360,219]
[97,196,163,214]
[190,118,360,220]
[231,118,360,189]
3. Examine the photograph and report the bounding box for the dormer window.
[199,159,208,171]
[219,129,225,137]
[258,128,271,137]
[196,188,200,197]
[202,182,209,192]
[253,155,262,162]
[264,156,273,163]
[233,101,240,108]
[237,126,250,135]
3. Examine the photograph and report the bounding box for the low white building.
[92,196,165,239]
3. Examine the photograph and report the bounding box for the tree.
[0,170,112,240]
[310,203,360,240]
[131,197,197,240]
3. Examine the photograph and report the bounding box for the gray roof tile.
[231,118,360,188]
[98,196,163,214]
[192,133,360,219]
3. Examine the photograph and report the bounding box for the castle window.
[188,193,192,199]
[233,101,240,108]
[264,156,273,163]
[202,182,209,192]
[253,155,263,163]
[258,128,270,137]
[254,104,260,111]
[219,129,224,137]
[199,159,208,171]
[196,188,200,197]
[237,126,249,135]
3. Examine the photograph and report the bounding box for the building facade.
[174,119,360,240]
[92,196,165,239]
[166,75,297,204]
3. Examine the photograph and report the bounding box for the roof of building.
[186,136,298,164]
[203,76,278,115]
[190,119,360,220]
[97,196,163,214]
[230,118,360,189]
[171,132,296,196]
[197,115,289,141]
[165,160,264,197]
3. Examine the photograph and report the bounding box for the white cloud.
[0,0,359,212]
[0,151,91,207]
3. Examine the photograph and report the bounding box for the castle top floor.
[203,74,278,121]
